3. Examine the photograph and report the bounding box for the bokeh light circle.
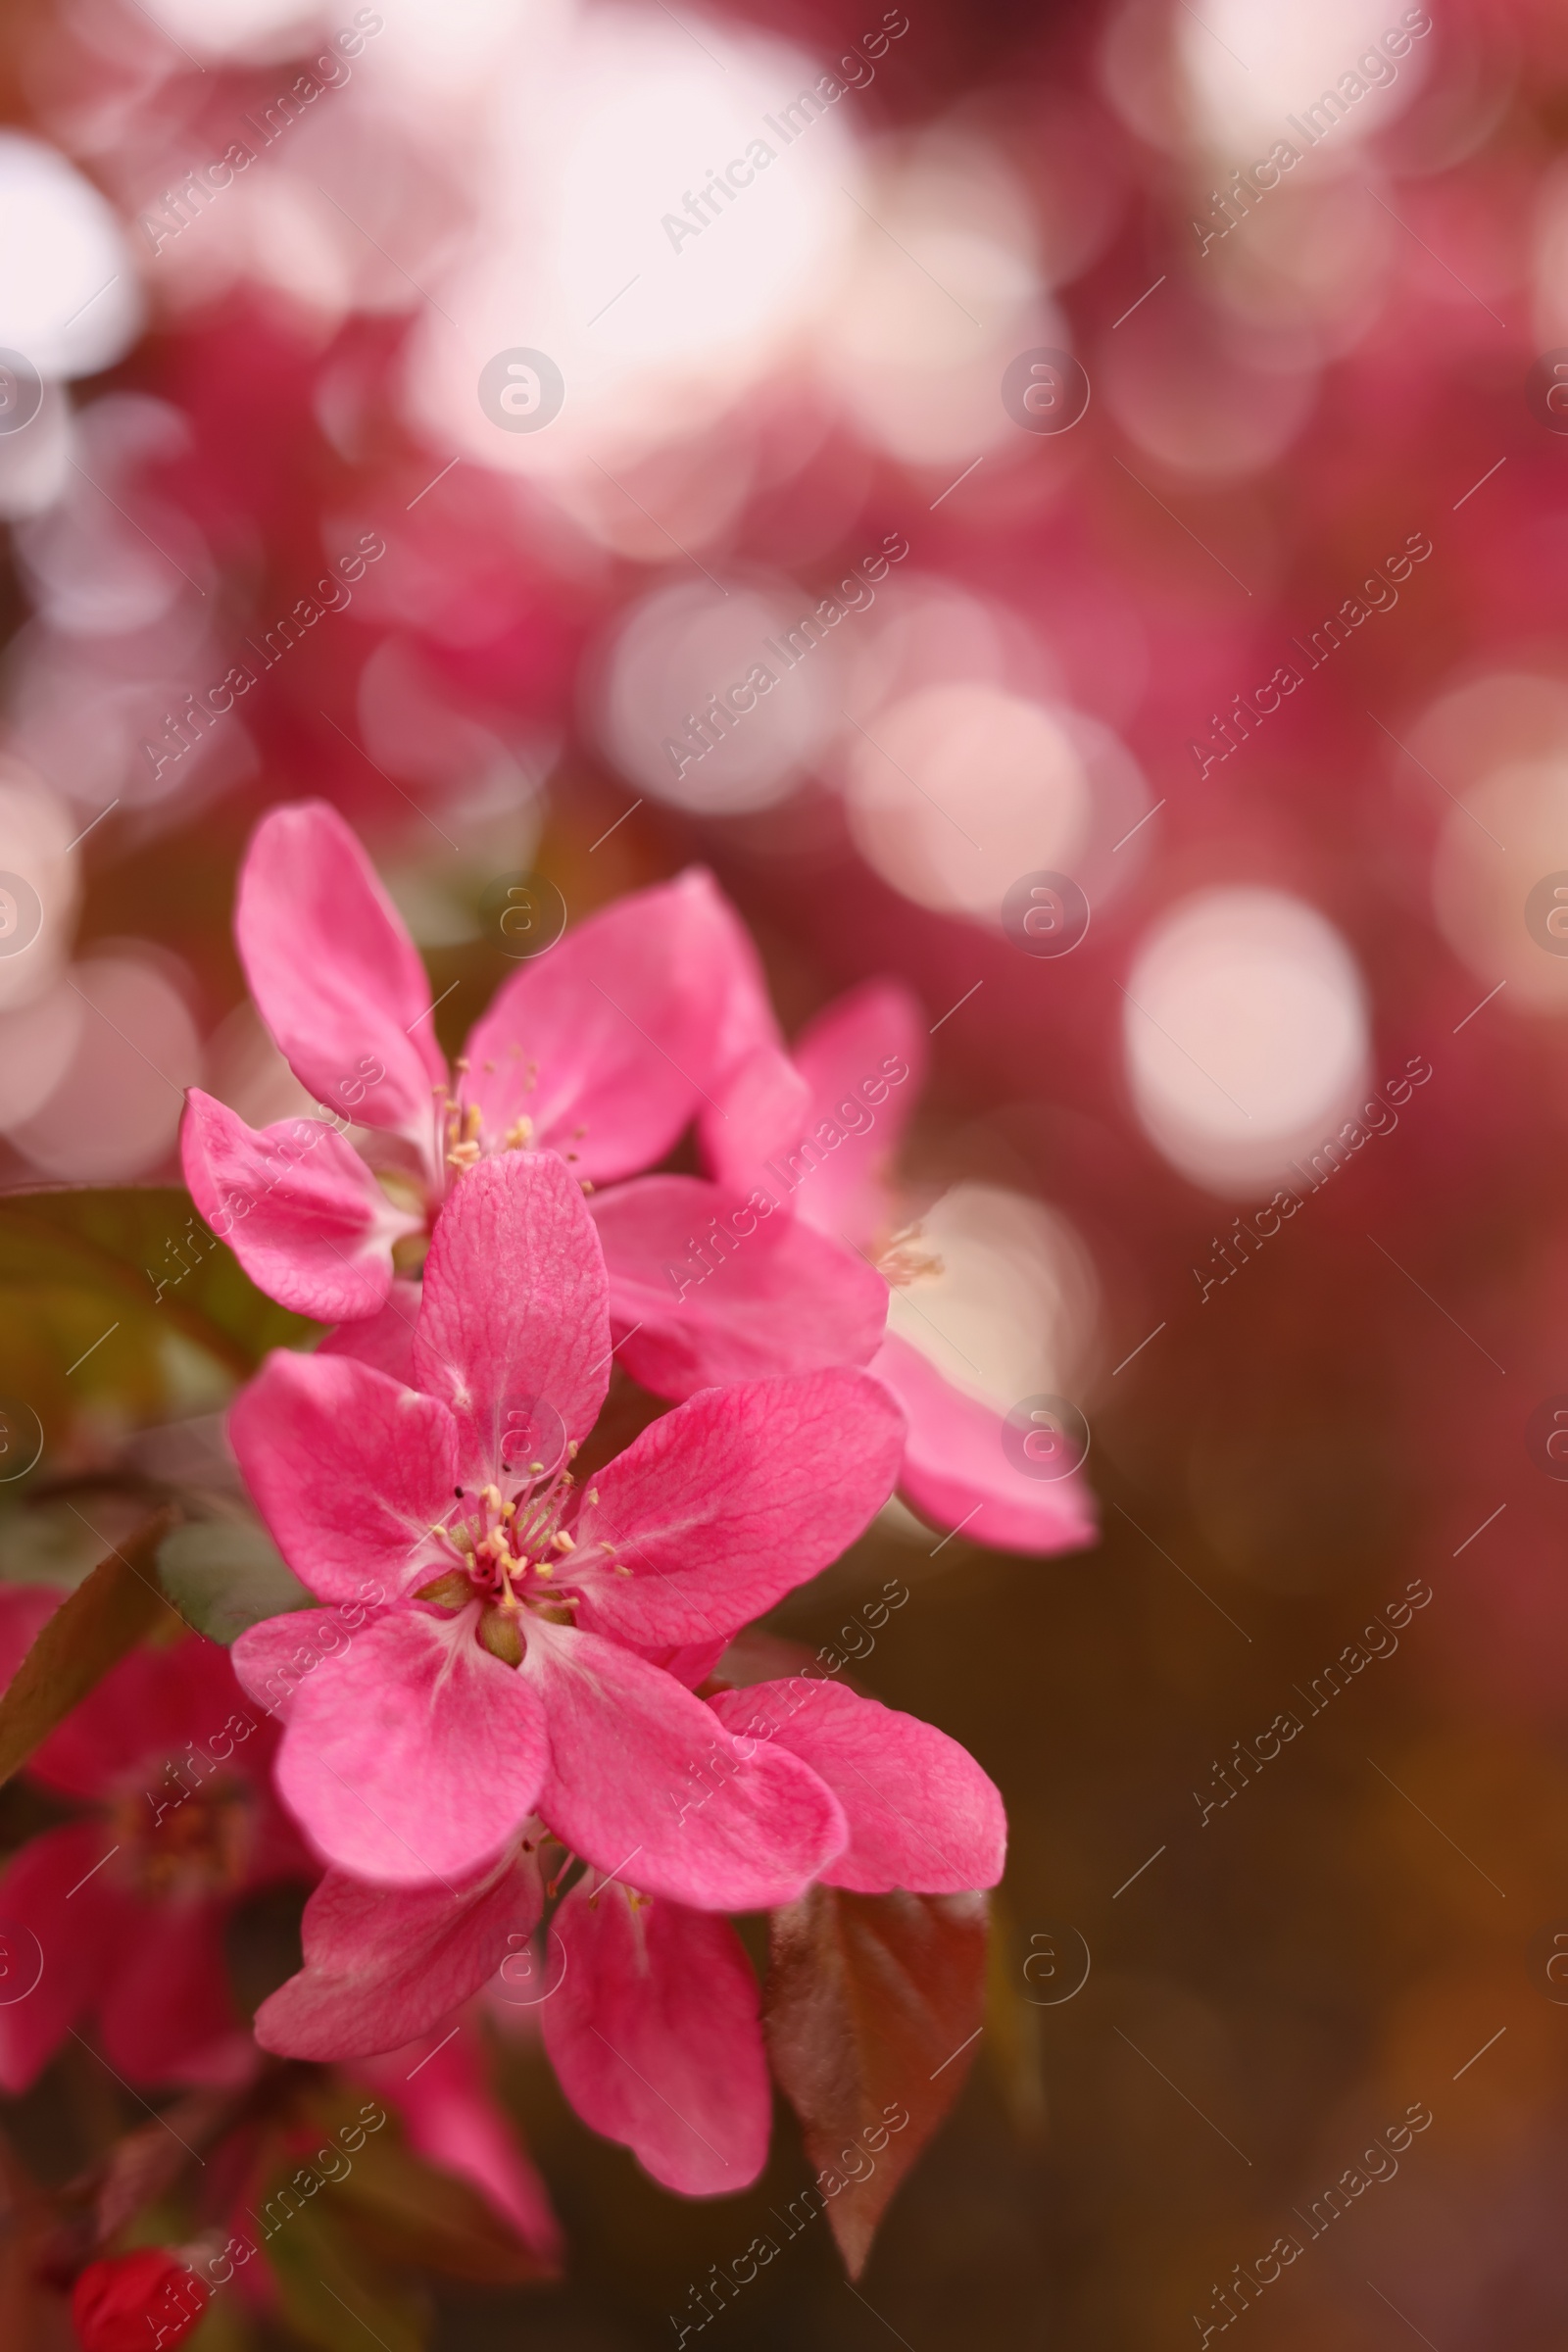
[595,577,841,815]
[8,955,201,1182]
[842,683,1093,920]
[1122,887,1369,1194]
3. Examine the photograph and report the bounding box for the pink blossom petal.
[0,1823,130,2092]
[790,980,927,1250]
[359,2017,563,2262]
[592,1175,888,1401]
[235,801,445,1149]
[270,1607,548,1886]
[524,1620,846,1910]
[415,1152,611,1471]
[318,1278,423,1388]
[230,1608,342,1727]
[710,1680,1005,1894]
[29,1636,250,1800]
[626,1638,728,1690]
[570,1370,906,1646]
[875,1333,1098,1556]
[463,871,758,1184]
[698,870,785,1075]
[542,1882,769,2195]
[229,1350,458,1606]
[697,1042,812,1197]
[257,1855,538,2061]
[98,1899,251,2087]
[242,1766,318,1889]
[181,1090,418,1322]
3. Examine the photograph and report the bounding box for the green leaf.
[297,2084,556,2288]
[0,1510,175,1788]
[0,1187,316,1383]
[762,1886,989,2278]
[184,2291,256,2352]
[332,2126,557,2288]
[158,1523,310,1645]
[262,2194,427,2352]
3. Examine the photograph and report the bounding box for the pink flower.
[594,977,1098,1555]
[0,1611,312,2095]
[71,2249,208,2352]
[538,1877,770,2196]
[270,1863,771,2197]
[254,1667,1004,2194]
[227,1149,906,1903]
[178,799,761,1325]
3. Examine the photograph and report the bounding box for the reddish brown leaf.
[762,1886,989,2277]
[982,1891,1048,2148]
[0,1510,175,1788]
[75,2091,235,2247]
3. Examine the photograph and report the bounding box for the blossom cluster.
[9,0,1555,2336]
[0,806,1092,2346]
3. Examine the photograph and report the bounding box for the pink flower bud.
[71,2249,208,2352]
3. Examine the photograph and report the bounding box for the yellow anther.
[552,1529,575,1553]
[503,1115,533,1150]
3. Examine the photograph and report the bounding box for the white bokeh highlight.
[0,134,142,380]
[595,575,843,814]
[1176,0,1429,160]
[7,954,201,1182]
[887,1182,1101,1415]
[1123,886,1369,1193]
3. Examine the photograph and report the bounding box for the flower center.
[415,1447,620,1665]
[432,1057,590,1187]
[113,1773,254,1900]
[876,1218,943,1287]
